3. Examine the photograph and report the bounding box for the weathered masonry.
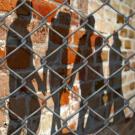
[0,0,135,134]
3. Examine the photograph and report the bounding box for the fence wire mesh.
[0,0,135,135]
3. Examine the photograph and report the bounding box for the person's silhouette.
[108,32,125,124]
[68,15,105,134]
[6,1,43,134]
[43,11,71,134]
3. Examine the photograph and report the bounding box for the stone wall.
[0,0,135,134]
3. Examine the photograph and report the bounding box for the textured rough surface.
[0,0,135,134]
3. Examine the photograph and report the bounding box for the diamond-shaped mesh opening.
[0,0,135,135]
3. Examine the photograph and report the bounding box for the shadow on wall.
[68,15,106,134]
[42,11,71,134]
[67,17,127,134]
[6,1,43,134]
[108,32,125,123]
[4,0,130,135]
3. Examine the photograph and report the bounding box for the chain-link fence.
[0,0,135,134]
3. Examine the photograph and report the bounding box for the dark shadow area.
[6,1,43,134]
[98,115,135,135]
[43,11,71,134]
[107,32,125,124]
[68,15,105,134]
